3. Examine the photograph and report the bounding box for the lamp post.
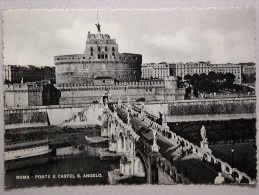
[177,150,181,173]
[231,147,234,167]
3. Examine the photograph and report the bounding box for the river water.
[5,144,120,189]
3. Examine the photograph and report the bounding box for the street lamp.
[231,147,234,167]
[177,150,181,173]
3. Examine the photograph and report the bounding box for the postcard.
[2,8,257,190]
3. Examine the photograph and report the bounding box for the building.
[4,82,60,107]
[238,63,256,75]
[141,62,170,80]
[169,63,176,76]
[175,62,242,84]
[54,24,142,86]
[41,66,56,83]
[3,65,11,82]
[4,83,43,107]
[3,65,55,84]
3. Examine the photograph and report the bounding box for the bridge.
[4,95,256,184]
[97,96,255,184]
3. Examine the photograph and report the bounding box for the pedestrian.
[214,172,225,184]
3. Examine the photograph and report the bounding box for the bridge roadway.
[118,109,231,184]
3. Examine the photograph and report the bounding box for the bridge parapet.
[156,156,190,184]
[135,136,189,184]
[59,104,93,127]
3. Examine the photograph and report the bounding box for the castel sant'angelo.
[54,21,185,104]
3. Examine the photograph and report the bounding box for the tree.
[217,72,225,83]
[184,74,192,82]
[248,73,256,83]
[184,74,193,87]
[192,74,200,88]
[177,76,184,88]
[185,87,192,99]
[200,73,208,80]
[225,73,236,83]
[199,79,212,92]
[193,87,198,97]
[219,82,227,90]
[193,73,199,79]
[208,71,218,82]
[233,84,243,92]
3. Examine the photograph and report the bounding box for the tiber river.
[5,144,120,188]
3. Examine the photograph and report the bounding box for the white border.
[0,0,258,195]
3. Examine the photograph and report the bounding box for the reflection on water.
[5,144,120,188]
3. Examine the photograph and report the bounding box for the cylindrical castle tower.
[54,26,142,87]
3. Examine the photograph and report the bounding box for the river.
[5,144,120,189]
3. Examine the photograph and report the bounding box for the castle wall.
[56,78,184,105]
[55,57,141,84]
[59,87,157,105]
[4,89,29,107]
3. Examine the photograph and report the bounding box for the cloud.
[55,17,89,54]
[142,27,196,52]
[3,9,256,66]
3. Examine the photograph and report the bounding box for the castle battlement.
[56,79,165,89]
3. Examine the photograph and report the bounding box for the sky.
[3,9,256,66]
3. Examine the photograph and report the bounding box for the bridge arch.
[133,149,148,179]
[117,132,124,152]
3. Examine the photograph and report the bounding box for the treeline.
[181,72,244,96]
[242,73,256,84]
[169,102,255,116]
[4,112,48,125]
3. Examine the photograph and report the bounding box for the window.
[105,46,108,51]
[112,47,115,51]
[98,47,101,51]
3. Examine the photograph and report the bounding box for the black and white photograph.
[2,8,257,190]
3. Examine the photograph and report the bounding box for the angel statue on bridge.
[200,125,208,142]
[151,128,159,152]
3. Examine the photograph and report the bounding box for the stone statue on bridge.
[127,111,130,124]
[162,113,166,122]
[200,125,211,153]
[127,96,130,105]
[99,95,103,105]
[200,125,207,142]
[118,96,122,107]
[151,128,159,152]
